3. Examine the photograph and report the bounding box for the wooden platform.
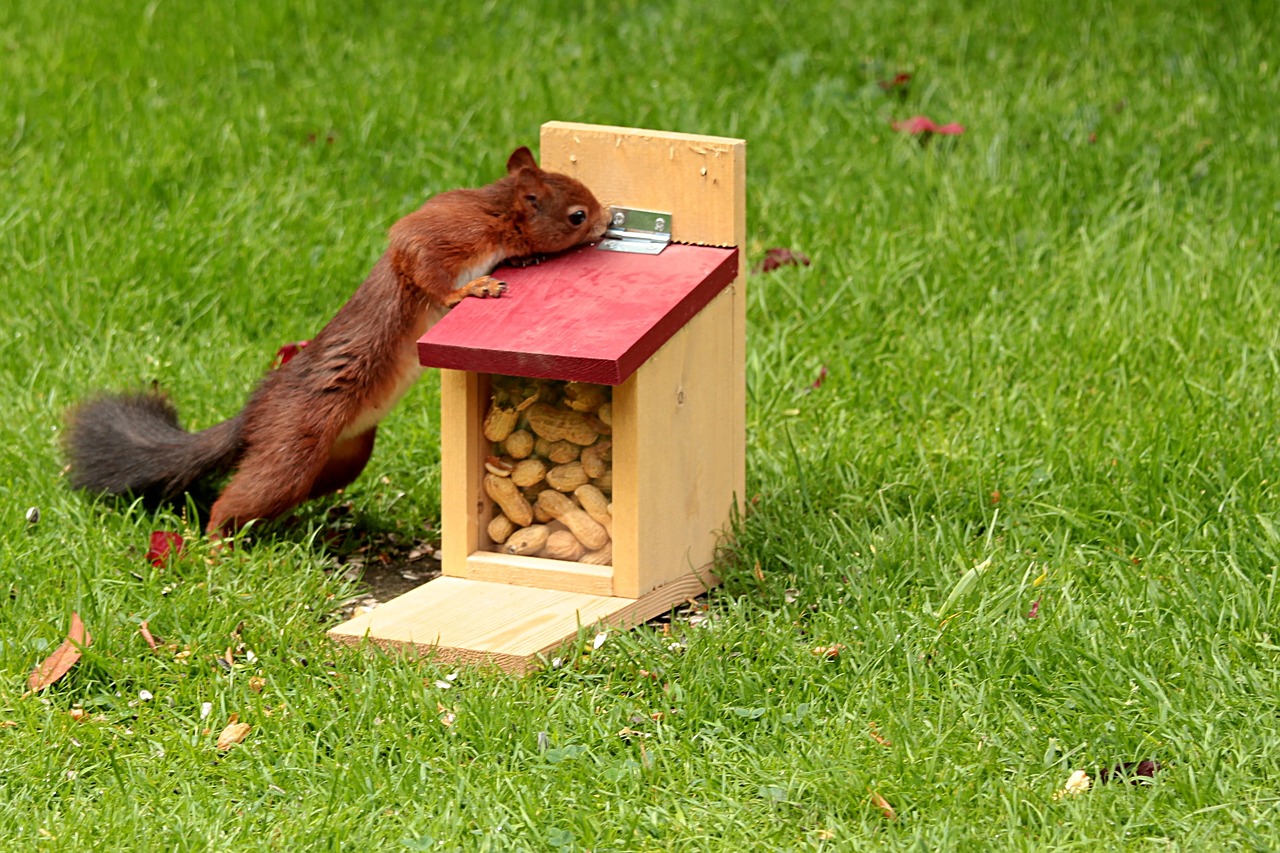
[328,571,715,674]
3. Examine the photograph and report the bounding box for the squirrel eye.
[568,209,587,226]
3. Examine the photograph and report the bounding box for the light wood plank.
[540,122,746,248]
[458,551,613,597]
[439,370,490,577]
[327,572,716,674]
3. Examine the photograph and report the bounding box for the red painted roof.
[417,243,739,385]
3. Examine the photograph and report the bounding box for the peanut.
[504,429,534,459]
[546,461,589,492]
[592,469,613,494]
[540,529,586,561]
[596,402,612,426]
[484,473,533,527]
[503,524,550,556]
[483,403,518,442]
[536,490,609,551]
[580,440,612,478]
[574,484,612,535]
[545,440,581,464]
[510,458,547,488]
[564,382,607,413]
[581,542,612,566]
[527,403,597,445]
[484,456,514,477]
[487,514,516,545]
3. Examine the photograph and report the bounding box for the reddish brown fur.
[64,148,609,537]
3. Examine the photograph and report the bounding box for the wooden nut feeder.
[329,122,745,672]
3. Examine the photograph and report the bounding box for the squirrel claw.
[447,275,507,306]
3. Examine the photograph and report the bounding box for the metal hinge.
[597,207,673,255]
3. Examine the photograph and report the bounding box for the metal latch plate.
[597,207,673,255]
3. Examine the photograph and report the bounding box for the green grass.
[2,0,1279,848]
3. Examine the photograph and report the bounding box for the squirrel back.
[64,147,608,534]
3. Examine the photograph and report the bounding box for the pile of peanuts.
[481,376,613,565]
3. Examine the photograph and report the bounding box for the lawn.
[2,0,1279,848]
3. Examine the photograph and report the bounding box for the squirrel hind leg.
[308,428,377,499]
[204,425,356,537]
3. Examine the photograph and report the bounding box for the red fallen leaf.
[1098,759,1162,783]
[878,72,912,93]
[274,339,310,367]
[27,612,91,694]
[810,365,829,391]
[1027,600,1040,619]
[754,247,812,274]
[892,115,966,137]
[138,620,159,650]
[868,789,897,820]
[146,531,184,567]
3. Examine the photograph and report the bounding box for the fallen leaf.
[248,676,266,693]
[27,612,91,694]
[811,644,845,660]
[138,621,159,649]
[869,722,892,747]
[1027,600,1040,619]
[1053,769,1091,799]
[1098,759,1162,784]
[808,365,829,391]
[754,247,812,274]
[273,340,310,368]
[216,720,252,750]
[892,115,966,139]
[878,72,913,94]
[145,531,184,567]
[617,727,651,739]
[869,789,897,820]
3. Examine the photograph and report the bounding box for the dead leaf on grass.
[869,789,897,820]
[217,717,252,750]
[145,531,184,567]
[26,612,91,695]
[138,620,160,649]
[753,247,811,274]
[273,339,310,368]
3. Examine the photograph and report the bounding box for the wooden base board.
[327,571,716,674]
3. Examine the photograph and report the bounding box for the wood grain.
[327,572,716,674]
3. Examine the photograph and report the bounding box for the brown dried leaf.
[138,621,159,650]
[27,612,91,694]
[216,720,252,750]
[869,789,897,820]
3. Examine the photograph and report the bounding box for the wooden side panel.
[439,370,490,577]
[328,572,716,674]
[540,122,747,249]
[612,285,740,598]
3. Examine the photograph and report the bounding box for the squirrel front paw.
[447,275,508,306]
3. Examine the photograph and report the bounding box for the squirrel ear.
[506,146,539,175]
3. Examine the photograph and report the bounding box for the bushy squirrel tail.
[64,391,244,500]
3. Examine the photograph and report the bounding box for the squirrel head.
[505,147,609,254]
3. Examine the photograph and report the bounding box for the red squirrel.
[65,147,608,536]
